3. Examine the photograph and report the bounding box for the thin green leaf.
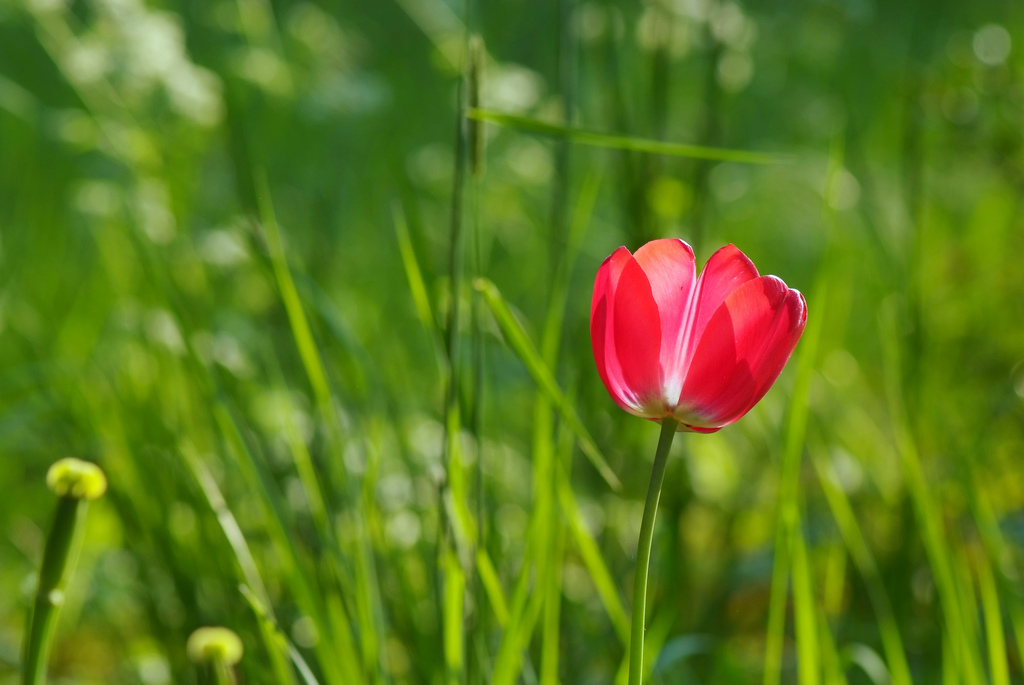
[838,645,892,685]
[880,304,984,685]
[475,277,622,491]
[240,585,322,685]
[443,546,466,685]
[557,478,629,642]
[213,403,363,685]
[812,446,913,685]
[468,109,792,165]
[475,549,510,626]
[765,276,827,685]
[974,548,1010,685]
[392,201,437,334]
[255,170,334,418]
[179,444,296,685]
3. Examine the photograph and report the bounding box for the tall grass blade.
[468,109,791,164]
[255,171,334,418]
[974,547,1009,685]
[790,532,821,685]
[392,201,438,334]
[819,604,849,685]
[540,413,575,685]
[443,545,466,685]
[213,403,363,685]
[764,273,826,685]
[557,477,629,642]
[475,549,510,626]
[879,305,983,685]
[490,537,540,685]
[240,585,321,685]
[838,645,892,685]
[255,172,386,682]
[812,446,913,685]
[763,525,791,685]
[180,444,296,685]
[475,278,621,491]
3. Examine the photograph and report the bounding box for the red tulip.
[590,238,807,432]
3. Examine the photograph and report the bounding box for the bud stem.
[22,496,90,685]
[212,662,236,685]
[628,417,678,685]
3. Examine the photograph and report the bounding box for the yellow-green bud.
[187,627,244,666]
[46,458,107,500]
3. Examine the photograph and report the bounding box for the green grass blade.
[468,109,792,165]
[879,305,984,685]
[557,477,629,642]
[475,278,621,491]
[763,521,791,685]
[966,468,1024,668]
[765,273,827,685]
[475,549,510,626]
[213,403,363,685]
[180,442,274,607]
[954,550,981,657]
[255,173,386,682]
[974,548,1009,685]
[443,545,466,685]
[540,417,575,685]
[240,585,321,685]
[392,201,438,334]
[819,605,849,685]
[791,532,821,685]
[489,538,539,685]
[540,517,566,685]
[838,645,892,685]
[255,170,334,417]
[812,448,913,685]
[180,445,296,685]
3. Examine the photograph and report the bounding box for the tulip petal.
[590,247,635,413]
[633,238,697,401]
[676,276,806,428]
[611,255,665,415]
[689,244,760,353]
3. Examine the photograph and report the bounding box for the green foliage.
[2,0,1024,684]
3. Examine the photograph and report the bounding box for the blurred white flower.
[717,50,753,92]
[64,40,110,84]
[199,228,250,268]
[709,163,750,203]
[973,24,1011,66]
[292,616,320,649]
[407,143,453,187]
[232,46,293,96]
[74,180,121,217]
[191,330,254,378]
[134,178,176,244]
[710,1,755,49]
[828,168,861,211]
[575,2,609,43]
[484,64,544,113]
[144,309,186,355]
[386,510,422,550]
[506,137,553,184]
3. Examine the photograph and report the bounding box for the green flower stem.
[22,496,90,685]
[212,662,236,685]
[628,417,678,685]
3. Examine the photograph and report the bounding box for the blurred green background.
[2,0,1024,683]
